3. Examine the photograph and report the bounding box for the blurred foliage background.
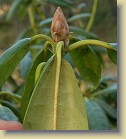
[0,0,117,130]
[0,0,117,50]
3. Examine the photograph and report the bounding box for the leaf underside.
[0,104,18,121]
[23,46,88,130]
[85,99,110,130]
[96,99,117,119]
[21,48,52,120]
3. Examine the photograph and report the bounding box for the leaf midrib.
[53,45,62,130]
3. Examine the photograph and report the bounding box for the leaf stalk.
[65,39,116,53]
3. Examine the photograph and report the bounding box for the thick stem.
[86,0,99,32]
[43,41,51,53]
[43,41,54,59]
[31,34,54,46]
[65,39,116,53]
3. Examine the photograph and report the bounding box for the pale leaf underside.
[23,45,88,130]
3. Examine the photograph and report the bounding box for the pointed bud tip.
[54,7,64,17]
[57,7,61,10]
[51,7,69,46]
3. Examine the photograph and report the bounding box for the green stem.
[27,6,35,27]
[44,41,51,53]
[27,5,39,34]
[43,41,54,58]
[31,34,54,46]
[65,39,116,53]
[54,41,64,54]
[86,0,99,32]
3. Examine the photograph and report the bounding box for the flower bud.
[51,7,69,47]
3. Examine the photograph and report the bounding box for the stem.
[31,34,54,46]
[43,41,54,59]
[86,0,99,32]
[27,6,35,28]
[65,39,116,53]
[44,41,51,53]
[27,5,39,34]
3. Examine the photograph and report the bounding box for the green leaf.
[0,104,18,121]
[107,49,117,64]
[0,38,31,87]
[78,3,86,9]
[109,43,118,50]
[92,83,117,97]
[70,45,101,88]
[68,13,91,22]
[96,99,117,119]
[6,0,22,21]
[39,18,53,27]
[35,62,46,83]
[23,43,88,130]
[64,53,74,67]
[69,26,98,39]
[45,0,72,7]
[0,100,21,122]
[20,52,32,79]
[0,91,22,103]
[30,45,44,59]
[21,48,52,120]
[90,46,106,66]
[85,99,110,130]
[107,43,117,64]
[16,28,33,40]
[101,75,117,83]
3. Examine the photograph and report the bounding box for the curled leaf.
[35,62,46,83]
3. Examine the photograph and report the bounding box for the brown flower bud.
[51,7,69,47]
